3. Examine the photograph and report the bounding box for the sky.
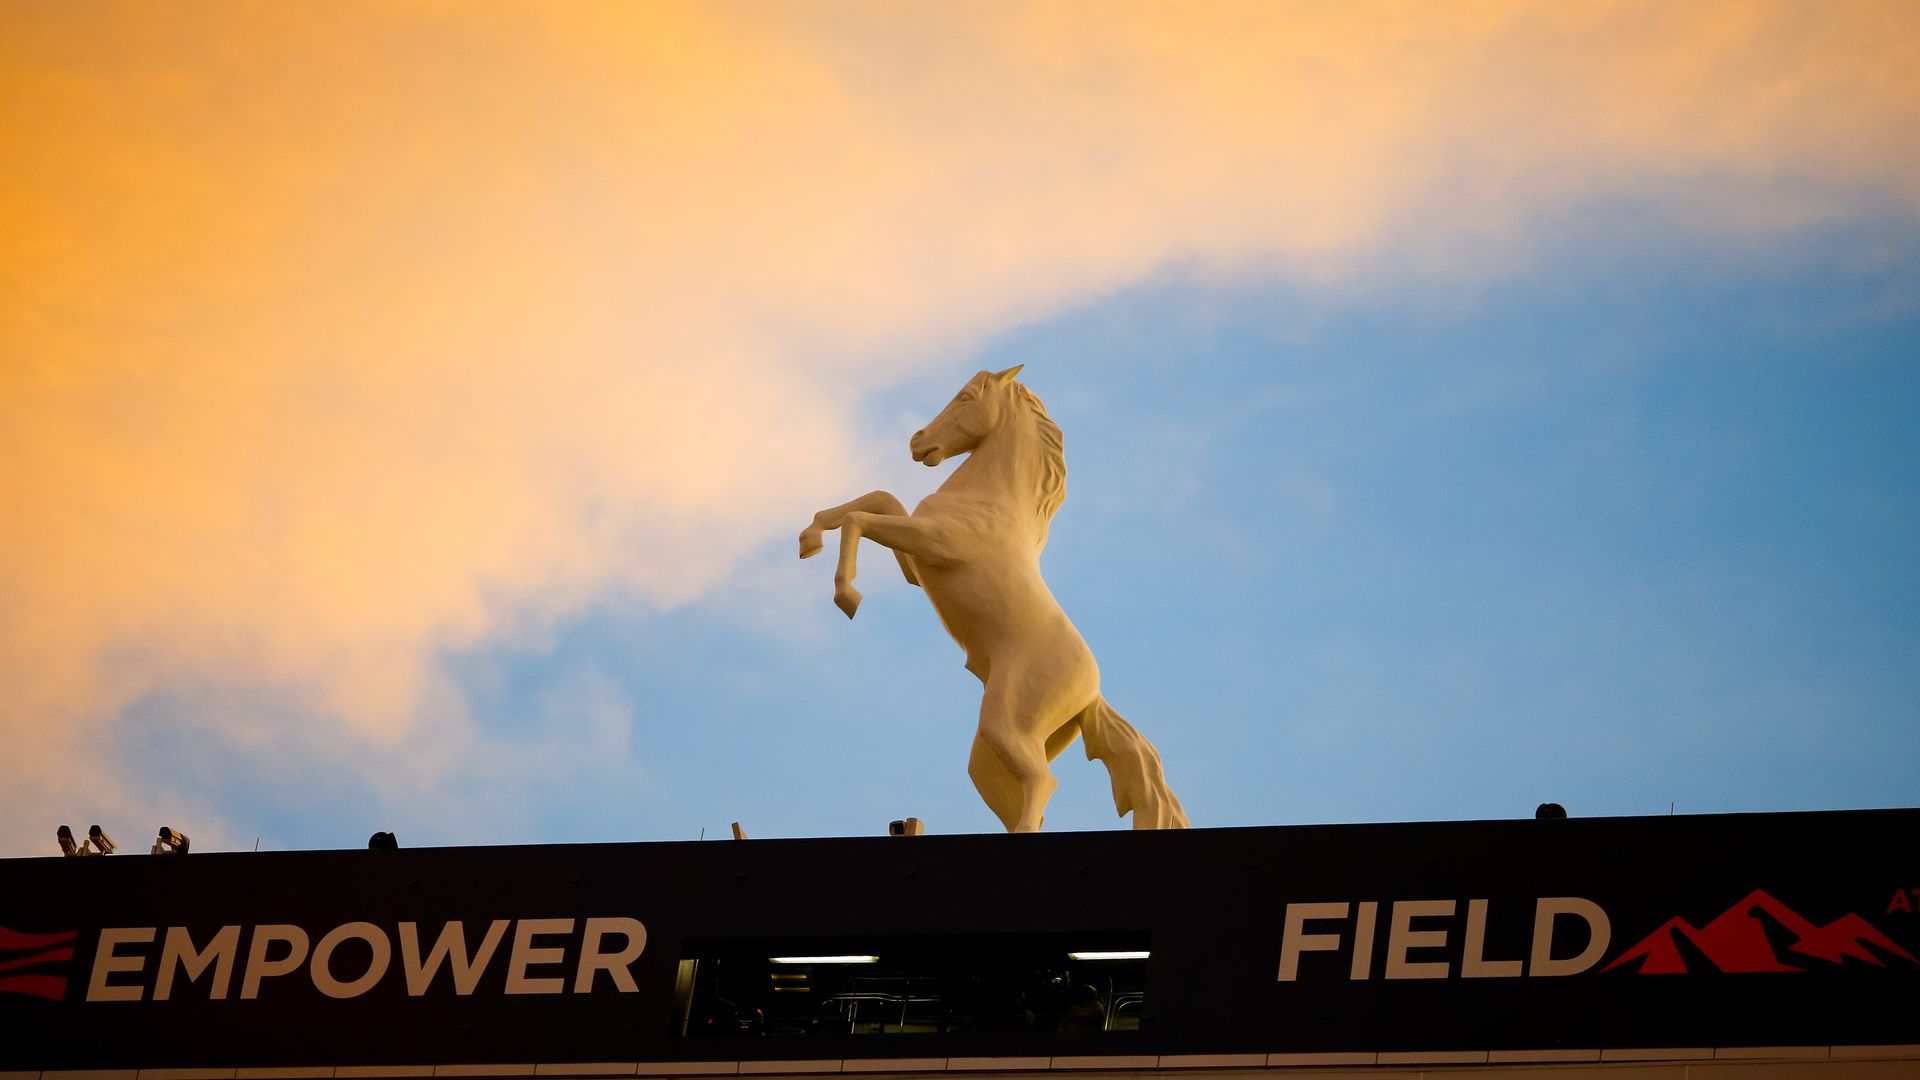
[2,1,1917,856]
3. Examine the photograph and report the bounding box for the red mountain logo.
[0,925,78,1000]
[1606,889,1918,975]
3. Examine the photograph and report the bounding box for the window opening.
[676,933,1149,1037]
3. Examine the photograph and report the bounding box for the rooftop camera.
[887,817,925,837]
[57,824,80,857]
[86,825,116,855]
[152,826,190,855]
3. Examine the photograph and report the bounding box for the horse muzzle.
[910,432,945,467]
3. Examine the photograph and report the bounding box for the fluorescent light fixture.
[768,954,880,965]
[1068,950,1150,961]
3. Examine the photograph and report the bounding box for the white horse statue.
[800,366,1189,833]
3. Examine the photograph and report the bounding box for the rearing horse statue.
[800,366,1189,833]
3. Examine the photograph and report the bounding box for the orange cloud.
[2,1,1915,853]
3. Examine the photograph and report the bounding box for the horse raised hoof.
[798,527,823,559]
[834,584,863,619]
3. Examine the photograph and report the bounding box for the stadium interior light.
[768,955,880,965]
[1068,950,1150,960]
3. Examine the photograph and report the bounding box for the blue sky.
[4,4,1918,855]
[385,203,1920,845]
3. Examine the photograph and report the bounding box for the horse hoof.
[835,586,863,619]
[798,530,823,559]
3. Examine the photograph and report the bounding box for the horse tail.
[1076,695,1190,830]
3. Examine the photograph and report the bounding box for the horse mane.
[1008,381,1066,527]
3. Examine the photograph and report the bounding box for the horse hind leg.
[1045,719,1081,762]
[976,684,1063,834]
[967,734,1025,833]
[991,730,1056,834]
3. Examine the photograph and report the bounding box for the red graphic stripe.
[0,927,78,950]
[0,973,67,1000]
[0,946,73,974]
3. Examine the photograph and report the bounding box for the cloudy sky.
[3,1,1916,856]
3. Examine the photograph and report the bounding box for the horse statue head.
[910,365,1025,468]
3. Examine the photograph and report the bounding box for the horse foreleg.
[832,519,865,618]
[831,511,952,619]
[800,491,919,586]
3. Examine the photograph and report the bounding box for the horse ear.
[993,364,1025,384]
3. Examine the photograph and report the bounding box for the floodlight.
[1067,951,1150,960]
[152,826,190,855]
[768,955,879,965]
[57,825,79,857]
[86,825,116,855]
